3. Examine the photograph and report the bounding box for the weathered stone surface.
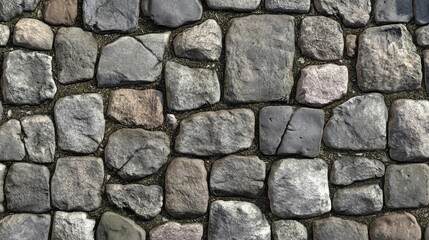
[207,0,260,11]
[107,89,163,129]
[323,93,388,150]
[97,212,145,240]
[415,0,429,25]
[165,158,208,218]
[0,164,5,212]
[370,213,421,240]
[389,99,429,161]
[135,32,171,61]
[225,15,295,103]
[0,0,40,21]
[425,51,429,97]
[417,25,429,47]
[299,16,343,61]
[385,164,429,208]
[149,0,202,27]
[313,217,369,240]
[314,0,371,27]
[265,0,310,13]
[296,64,348,107]
[357,24,422,92]
[55,93,104,153]
[210,155,265,198]
[106,184,163,220]
[208,200,270,240]
[375,0,413,23]
[0,24,9,46]
[83,0,139,32]
[44,0,77,25]
[331,157,385,185]
[173,19,222,61]
[0,119,25,161]
[268,158,331,218]
[272,220,307,240]
[5,163,50,213]
[346,34,357,57]
[51,157,104,211]
[150,222,203,240]
[105,128,170,180]
[55,27,97,84]
[0,214,50,240]
[175,109,255,156]
[165,62,220,111]
[2,50,56,105]
[52,211,95,240]
[14,18,54,50]
[22,115,55,163]
[333,184,383,215]
[259,106,324,157]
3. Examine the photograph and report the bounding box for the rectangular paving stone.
[415,0,429,25]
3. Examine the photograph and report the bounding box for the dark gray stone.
[417,25,429,47]
[0,119,25,161]
[208,200,270,240]
[331,157,385,186]
[375,0,413,23]
[333,184,383,215]
[0,0,40,21]
[370,213,421,240]
[225,15,295,103]
[135,32,171,61]
[149,0,202,28]
[314,0,371,27]
[207,0,261,11]
[415,0,429,25]
[323,93,388,150]
[272,220,307,240]
[52,211,95,240]
[265,0,310,13]
[97,212,145,240]
[210,155,266,198]
[259,106,293,155]
[313,217,369,240]
[0,214,50,240]
[21,115,55,163]
[150,222,203,240]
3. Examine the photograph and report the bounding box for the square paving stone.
[370,213,421,240]
[51,211,95,240]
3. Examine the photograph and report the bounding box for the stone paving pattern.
[1,0,429,239]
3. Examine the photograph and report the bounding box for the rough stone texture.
[52,211,95,240]
[5,163,50,213]
[208,200,270,240]
[389,99,429,161]
[296,64,348,107]
[54,93,104,154]
[0,119,25,161]
[135,32,171,61]
[165,158,209,218]
[323,93,388,150]
[149,0,202,28]
[55,27,97,84]
[2,50,56,105]
[385,164,429,208]
[150,222,203,240]
[21,115,55,163]
[346,34,357,57]
[83,0,139,32]
[375,0,413,23]
[51,157,104,211]
[0,164,5,212]
[425,51,429,97]
[314,0,371,27]
[44,0,77,25]
[272,220,307,240]
[357,24,422,92]
[14,18,54,50]
[333,184,383,215]
[313,217,369,240]
[173,19,222,61]
[268,158,331,218]
[0,24,9,46]
[207,0,260,11]
[299,16,343,61]
[97,212,145,240]
[106,184,163,220]
[259,106,292,155]
[417,25,429,47]
[0,214,51,240]
[330,157,385,185]
[175,109,255,156]
[210,155,266,198]
[415,0,429,25]
[165,61,220,111]
[265,0,310,13]
[0,0,40,21]
[225,15,295,103]
[370,213,421,240]
[107,89,163,128]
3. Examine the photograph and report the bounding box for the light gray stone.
[296,64,348,107]
[415,0,429,25]
[0,0,40,21]
[314,0,371,27]
[150,222,203,240]
[425,51,429,97]
[105,128,170,180]
[370,213,421,240]
[165,61,220,111]
[97,212,145,240]
[313,217,369,240]
[265,0,310,13]
[22,115,55,163]
[0,214,50,240]
[2,50,56,105]
[149,0,202,28]
[268,158,331,218]
[0,24,9,46]
[357,24,422,92]
[299,16,343,61]
[225,15,295,103]
[333,184,383,215]
[173,19,222,61]
[331,157,385,185]
[207,0,260,11]
[210,155,266,198]
[175,109,255,156]
[417,25,429,47]
[208,200,270,240]
[272,220,307,240]
[375,0,413,24]
[54,93,104,154]
[52,212,95,240]
[323,93,388,150]
[0,119,25,161]
[13,18,54,50]
[0,164,5,212]
[106,184,163,220]
[51,157,104,211]
[346,34,357,57]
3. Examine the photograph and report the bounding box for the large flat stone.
[314,0,371,27]
[150,222,203,240]
[43,0,77,25]
[97,212,145,240]
[0,214,50,240]
[21,115,55,163]
[313,217,369,240]
[331,157,385,185]
[272,220,307,240]
[149,0,202,27]
[333,184,383,215]
[375,0,413,23]
[13,18,54,50]
[370,213,421,240]
[52,211,95,240]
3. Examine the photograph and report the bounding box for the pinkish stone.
[149,222,203,240]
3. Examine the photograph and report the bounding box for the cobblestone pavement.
[0,0,429,239]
